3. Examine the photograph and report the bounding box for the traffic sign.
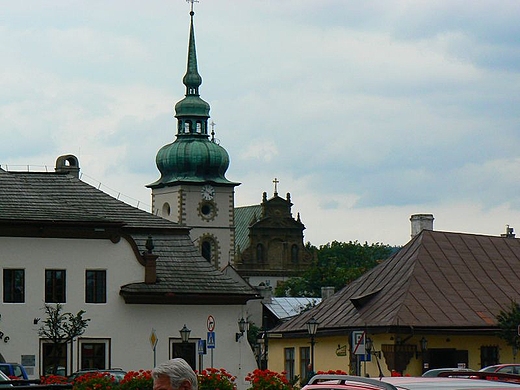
[198,339,207,355]
[207,331,215,349]
[352,330,366,355]
[150,329,158,350]
[207,315,215,331]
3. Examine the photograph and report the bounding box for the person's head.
[152,358,198,390]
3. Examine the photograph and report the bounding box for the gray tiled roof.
[0,169,257,301]
[234,204,261,252]
[274,230,520,334]
[0,170,171,228]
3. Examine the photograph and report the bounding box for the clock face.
[201,184,215,200]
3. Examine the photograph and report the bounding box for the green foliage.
[496,300,520,348]
[275,240,397,297]
[38,303,90,375]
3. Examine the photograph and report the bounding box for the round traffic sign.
[207,315,215,331]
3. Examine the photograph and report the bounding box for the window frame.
[85,270,107,304]
[3,268,25,303]
[45,269,66,303]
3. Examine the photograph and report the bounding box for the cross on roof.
[273,178,279,196]
[186,0,199,13]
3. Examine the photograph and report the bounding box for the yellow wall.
[268,333,517,379]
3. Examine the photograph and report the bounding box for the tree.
[496,300,520,353]
[38,303,90,375]
[275,240,397,297]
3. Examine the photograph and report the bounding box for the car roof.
[383,376,520,389]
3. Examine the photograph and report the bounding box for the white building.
[0,7,261,389]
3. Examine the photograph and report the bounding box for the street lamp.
[180,324,191,343]
[236,317,248,342]
[306,317,319,374]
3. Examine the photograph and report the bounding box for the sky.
[1,0,520,247]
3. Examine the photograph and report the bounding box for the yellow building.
[267,218,520,381]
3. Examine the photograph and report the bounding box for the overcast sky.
[1,0,520,247]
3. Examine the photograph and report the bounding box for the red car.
[480,365,520,375]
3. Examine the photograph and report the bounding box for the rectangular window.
[86,270,106,303]
[3,269,25,303]
[284,347,295,381]
[42,341,67,376]
[300,346,310,381]
[45,270,66,303]
[80,341,108,370]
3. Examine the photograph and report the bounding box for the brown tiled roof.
[274,230,520,335]
[0,169,257,303]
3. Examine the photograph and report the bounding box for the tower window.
[196,122,202,133]
[201,240,212,262]
[184,122,190,133]
[162,202,171,217]
[256,244,265,263]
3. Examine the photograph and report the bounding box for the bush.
[40,375,70,385]
[72,371,116,390]
[198,367,236,390]
[119,370,153,390]
[245,369,292,390]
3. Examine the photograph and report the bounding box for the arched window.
[201,240,212,262]
[256,244,265,263]
[291,245,299,263]
[196,122,202,133]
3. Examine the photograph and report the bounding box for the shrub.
[72,371,116,390]
[198,367,236,390]
[119,370,153,390]
[245,369,292,390]
[40,375,70,384]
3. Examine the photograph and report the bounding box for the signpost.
[207,315,215,368]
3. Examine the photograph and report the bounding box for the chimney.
[143,235,158,284]
[55,155,80,178]
[501,225,516,238]
[321,286,335,300]
[410,214,434,238]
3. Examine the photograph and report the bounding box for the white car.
[0,370,13,387]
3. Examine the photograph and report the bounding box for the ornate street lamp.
[306,317,319,374]
[180,324,191,343]
[236,317,248,342]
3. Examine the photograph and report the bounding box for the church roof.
[234,204,262,252]
[273,229,520,335]
[0,166,257,304]
[148,9,237,189]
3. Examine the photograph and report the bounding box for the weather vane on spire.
[187,0,199,13]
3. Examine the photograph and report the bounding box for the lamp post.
[306,317,319,375]
[180,324,191,343]
[236,318,248,342]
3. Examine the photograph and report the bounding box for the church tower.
[148,6,239,269]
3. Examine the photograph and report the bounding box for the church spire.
[148,1,238,188]
[183,7,202,97]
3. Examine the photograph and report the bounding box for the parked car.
[68,369,126,384]
[422,367,475,377]
[302,374,520,390]
[0,371,13,387]
[0,364,28,381]
[481,365,520,375]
